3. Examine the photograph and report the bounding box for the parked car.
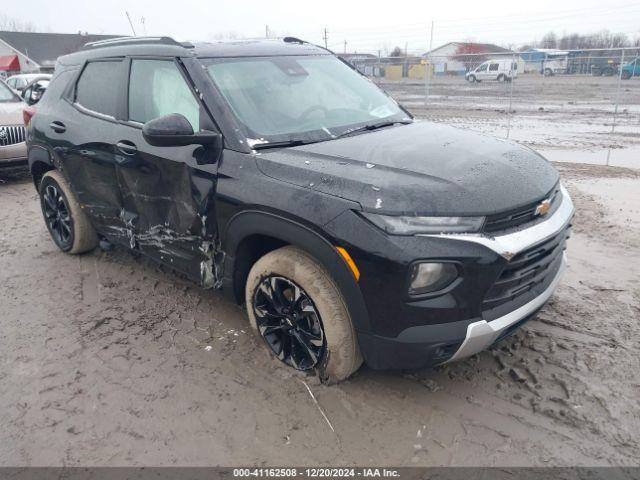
[465,59,518,82]
[5,73,52,92]
[621,57,640,79]
[541,52,569,76]
[590,59,618,76]
[27,37,574,382]
[0,79,27,169]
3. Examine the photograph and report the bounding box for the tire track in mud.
[1,165,639,466]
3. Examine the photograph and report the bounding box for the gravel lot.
[1,75,639,467]
[1,160,639,467]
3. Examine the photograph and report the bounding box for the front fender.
[221,209,371,333]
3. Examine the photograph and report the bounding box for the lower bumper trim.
[447,252,567,362]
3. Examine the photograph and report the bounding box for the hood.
[0,100,26,125]
[255,121,559,216]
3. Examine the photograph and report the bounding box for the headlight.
[408,262,459,296]
[360,212,485,235]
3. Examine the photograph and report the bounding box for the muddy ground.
[1,160,639,467]
[381,75,640,169]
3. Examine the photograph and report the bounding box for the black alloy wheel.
[42,183,73,250]
[252,275,325,371]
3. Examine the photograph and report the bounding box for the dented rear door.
[111,57,220,286]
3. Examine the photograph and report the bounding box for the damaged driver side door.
[112,57,221,287]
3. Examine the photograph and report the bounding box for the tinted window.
[75,61,122,117]
[39,70,76,106]
[489,63,498,71]
[128,59,200,130]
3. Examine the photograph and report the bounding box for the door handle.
[116,141,138,156]
[49,121,66,133]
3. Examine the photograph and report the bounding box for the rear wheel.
[39,170,98,254]
[245,246,362,383]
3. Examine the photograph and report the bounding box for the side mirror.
[142,113,221,148]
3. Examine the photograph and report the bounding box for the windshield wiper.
[252,139,310,151]
[335,120,412,139]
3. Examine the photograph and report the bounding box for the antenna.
[323,28,328,49]
[125,11,137,36]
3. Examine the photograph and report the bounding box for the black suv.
[27,37,574,382]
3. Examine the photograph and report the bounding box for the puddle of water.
[539,147,640,170]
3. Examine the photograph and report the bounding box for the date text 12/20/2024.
[233,468,401,478]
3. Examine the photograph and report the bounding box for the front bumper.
[447,252,566,362]
[0,141,28,168]
[354,185,574,370]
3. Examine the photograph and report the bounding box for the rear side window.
[38,70,76,106]
[75,60,122,117]
[128,59,200,130]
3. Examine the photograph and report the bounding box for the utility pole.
[265,25,269,39]
[424,20,434,106]
[323,28,328,49]
[125,11,137,36]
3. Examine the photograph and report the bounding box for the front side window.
[0,80,19,102]
[75,61,122,117]
[203,55,407,144]
[128,59,200,130]
[489,63,499,71]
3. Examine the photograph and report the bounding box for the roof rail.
[281,36,334,55]
[82,36,193,50]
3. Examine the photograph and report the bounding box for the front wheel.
[467,75,476,83]
[39,170,98,254]
[497,74,505,82]
[245,246,362,383]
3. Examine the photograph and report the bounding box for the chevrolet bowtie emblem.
[535,199,552,217]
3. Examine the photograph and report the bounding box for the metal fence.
[343,48,640,169]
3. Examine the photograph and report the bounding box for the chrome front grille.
[484,184,561,233]
[482,225,571,311]
[0,125,26,147]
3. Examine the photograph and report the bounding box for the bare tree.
[449,43,489,71]
[0,14,37,32]
[540,32,558,49]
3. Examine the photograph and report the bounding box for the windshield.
[0,81,19,102]
[204,55,410,146]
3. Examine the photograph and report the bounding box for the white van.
[465,59,518,83]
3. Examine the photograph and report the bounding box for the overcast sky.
[2,0,639,54]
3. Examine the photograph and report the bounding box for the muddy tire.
[245,246,362,383]
[39,170,98,254]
